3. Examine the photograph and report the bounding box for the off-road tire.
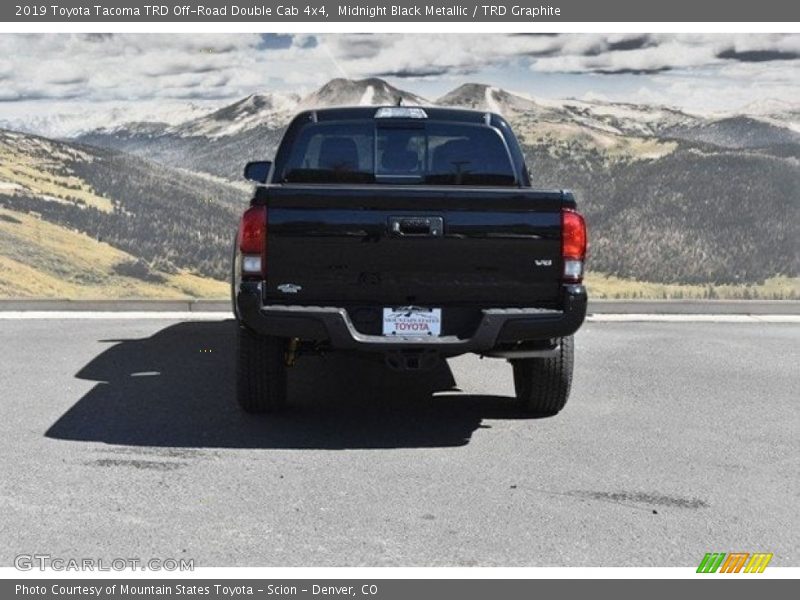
[236,326,288,413]
[511,335,574,416]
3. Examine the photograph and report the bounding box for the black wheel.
[236,326,288,413]
[511,336,574,416]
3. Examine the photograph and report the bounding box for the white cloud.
[0,33,268,103]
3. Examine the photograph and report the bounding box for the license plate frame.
[382,307,442,337]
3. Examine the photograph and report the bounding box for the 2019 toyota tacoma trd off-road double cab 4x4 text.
[232,106,587,416]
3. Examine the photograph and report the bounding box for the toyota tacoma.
[233,106,587,415]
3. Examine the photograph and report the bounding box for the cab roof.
[296,105,501,125]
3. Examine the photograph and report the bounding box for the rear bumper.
[236,282,587,356]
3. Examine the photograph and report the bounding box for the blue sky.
[0,33,797,135]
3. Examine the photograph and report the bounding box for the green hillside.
[0,206,226,298]
[0,128,243,298]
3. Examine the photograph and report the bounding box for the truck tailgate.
[262,185,567,307]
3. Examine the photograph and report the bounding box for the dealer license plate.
[382,307,442,336]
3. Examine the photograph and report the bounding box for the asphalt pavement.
[0,318,797,567]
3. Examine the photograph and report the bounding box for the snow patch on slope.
[485,87,501,114]
[359,85,375,106]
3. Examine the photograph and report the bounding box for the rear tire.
[236,326,288,413]
[511,336,574,416]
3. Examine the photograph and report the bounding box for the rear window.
[281,121,517,185]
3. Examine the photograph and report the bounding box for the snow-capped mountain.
[557,99,700,137]
[435,82,800,147]
[5,76,798,146]
[438,83,546,115]
[438,83,701,137]
[0,102,217,139]
[73,78,433,180]
[665,116,800,148]
[66,76,800,181]
[739,99,800,118]
[732,99,800,135]
[298,77,428,110]
[80,78,427,144]
[169,92,300,139]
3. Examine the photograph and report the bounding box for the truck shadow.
[45,320,530,449]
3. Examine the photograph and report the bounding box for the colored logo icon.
[697,553,773,573]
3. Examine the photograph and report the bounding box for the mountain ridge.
[74,76,799,158]
[1,76,796,290]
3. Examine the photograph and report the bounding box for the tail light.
[561,208,587,283]
[238,205,267,277]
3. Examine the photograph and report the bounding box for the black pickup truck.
[233,106,587,416]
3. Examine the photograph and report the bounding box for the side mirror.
[244,161,272,183]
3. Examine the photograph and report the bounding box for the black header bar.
[4,0,799,22]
